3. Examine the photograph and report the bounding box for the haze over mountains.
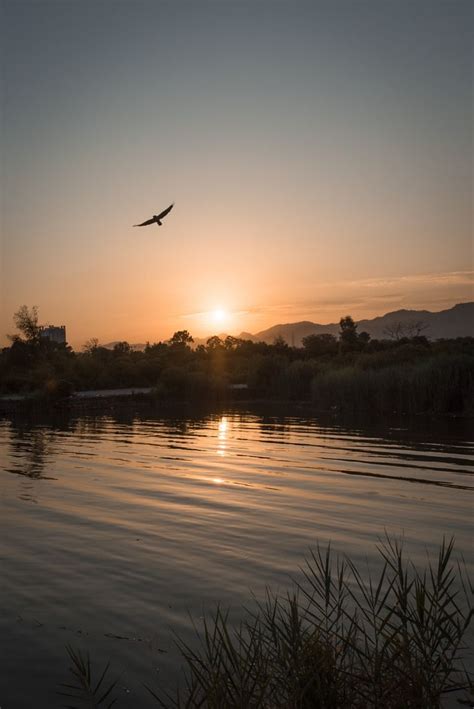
[245,302,474,346]
[103,303,473,351]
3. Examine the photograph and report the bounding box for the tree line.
[1,305,473,415]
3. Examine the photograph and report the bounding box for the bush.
[43,378,74,399]
[286,359,321,399]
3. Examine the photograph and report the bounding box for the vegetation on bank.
[60,537,472,708]
[1,306,473,415]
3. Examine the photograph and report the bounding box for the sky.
[1,0,472,349]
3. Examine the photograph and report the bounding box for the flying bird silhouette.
[134,203,174,227]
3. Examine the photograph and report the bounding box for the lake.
[1,404,472,707]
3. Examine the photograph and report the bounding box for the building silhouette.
[40,325,66,345]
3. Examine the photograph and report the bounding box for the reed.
[59,645,118,708]
[310,354,474,415]
[61,537,472,708]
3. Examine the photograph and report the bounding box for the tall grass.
[62,537,472,708]
[59,645,118,707]
[310,354,474,415]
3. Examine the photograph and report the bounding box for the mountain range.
[243,302,474,346]
[102,302,473,350]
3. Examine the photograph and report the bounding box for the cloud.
[247,271,473,325]
[345,270,474,290]
[177,270,473,334]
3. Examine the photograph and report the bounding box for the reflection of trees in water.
[7,425,57,481]
[3,406,220,457]
[4,426,54,503]
[2,406,296,449]
[18,479,38,503]
[5,404,470,473]
[68,406,218,437]
[161,415,217,437]
[71,415,110,437]
[4,412,81,498]
[129,407,218,437]
[258,416,292,437]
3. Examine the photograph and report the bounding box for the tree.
[383,322,405,341]
[302,333,337,357]
[224,335,242,350]
[169,330,194,347]
[339,316,359,347]
[83,338,99,353]
[10,305,41,344]
[383,320,428,341]
[113,341,131,355]
[406,320,428,338]
[206,336,224,352]
[144,341,168,355]
[273,335,289,353]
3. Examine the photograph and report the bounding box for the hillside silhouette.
[245,302,473,346]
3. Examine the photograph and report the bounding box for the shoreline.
[0,388,472,420]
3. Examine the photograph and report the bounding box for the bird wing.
[156,203,174,221]
[133,216,156,227]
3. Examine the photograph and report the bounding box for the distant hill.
[99,303,473,350]
[248,302,474,346]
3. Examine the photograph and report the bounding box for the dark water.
[1,405,472,707]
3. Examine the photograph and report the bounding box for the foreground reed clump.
[61,537,472,708]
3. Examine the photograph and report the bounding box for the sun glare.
[212,308,227,325]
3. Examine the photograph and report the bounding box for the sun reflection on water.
[217,416,228,457]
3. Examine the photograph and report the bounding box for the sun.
[212,308,227,325]
[204,306,233,331]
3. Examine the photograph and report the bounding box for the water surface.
[1,405,472,707]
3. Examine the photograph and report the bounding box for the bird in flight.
[134,203,174,227]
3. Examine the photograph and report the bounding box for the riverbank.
[0,384,256,413]
[2,332,473,416]
[1,392,473,420]
[0,387,152,412]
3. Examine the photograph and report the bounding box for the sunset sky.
[1,0,472,349]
